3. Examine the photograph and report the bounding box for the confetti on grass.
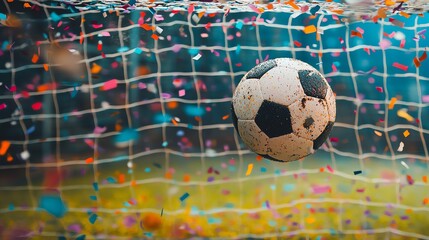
[89,213,98,224]
[180,192,189,202]
[401,161,409,169]
[246,163,253,176]
[354,170,362,175]
[39,194,67,218]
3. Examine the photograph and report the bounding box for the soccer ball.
[231,58,336,162]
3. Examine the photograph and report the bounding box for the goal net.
[1,0,429,239]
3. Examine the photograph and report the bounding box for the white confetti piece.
[20,151,30,160]
[401,161,409,169]
[193,53,202,60]
[156,26,163,34]
[397,141,404,152]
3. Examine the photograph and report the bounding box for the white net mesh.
[1,0,429,239]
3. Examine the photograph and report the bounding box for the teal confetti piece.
[208,217,221,224]
[235,20,243,30]
[93,182,99,191]
[0,13,6,20]
[134,48,142,54]
[162,141,168,147]
[106,176,117,183]
[180,192,190,202]
[89,195,97,201]
[118,46,129,52]
[50,12,61,22]
[115,128,139,144]
[260,167,266,172]
[283,184,295,192]
[236,44,241,55]
[89,213,98,224]
[310,5,320,15]
[144,232,152,237]
[184,105,205,117]
[39,194,67,218]
[144,167,151,173]
[8,203,14,211]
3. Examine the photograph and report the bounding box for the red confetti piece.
[351,30,363,38]
[0,103,6,110]
[293,40,302,47]
[376,86,383,93]
[326,165,334,173]
[85,157,94,164]
[32,102,42,111]
[406,175,414,185]
[392,62,408,71]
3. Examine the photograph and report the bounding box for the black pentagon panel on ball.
[245,59,277,79]
[231,103,239,135]
[254,100,293,138]
[298,69,328,99]
[313,121,334,150]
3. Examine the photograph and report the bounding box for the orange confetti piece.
[246,163,253,176]
[222,115,229,120]
[267,3,273,10]
[23,3,31,8]
[424,197,429,205]
[403,130,410,138]
[43,64,49,71]
[303,25,317,34]
[151,34,159,40]
[171,118,178,126]
[399,11,410,18]
[306,217,315,224]
[385,0,395,6]
[319,167,324,172]
[256,155,263,161]
[140,24,152,31]
[286,0,299,10]
[118,173,125,183]
[351,30,363,38]
[183,174,191,182]
[167,101,178,109]
[91,63,102,74]
[7,154,13,162]
[374,130,383,137]
[85,157,94,164]
[423,175,428,183]
[388,97,397,109]
[31,54,39,63]
[414,57,421,68]
[0,141,11,156]
[131,180,137,187]
[165,172,172,179]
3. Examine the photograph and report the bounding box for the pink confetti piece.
[102,79,118,91]
[312,185,331,194]
[178,89,185,97]
[379,39,391,50]
[356,27,364,34]
[0,103,6,110]
[92,23,103,29]
[248,4,261,14]
[172,44,182,53]
[100,31,111,36]
[422,95,429,103]
[326,165,334,173]
[400,39,405,48]
[93,126,107,134]
[393,62,408,71]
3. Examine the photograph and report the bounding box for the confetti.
[192,53,202,60]
[397,141,404,152]
[102,79,118,91]
[303,25,317,34]
[354,170,362,175]
[0,141,10,156]
[397,108,414,122]
[403,130,410,138]
[388,97,397,109]
[245,163,253,176]
[39,194,67,218]
[374,130,383,136]
[312,185,331,194]
[32,102,42,111]
[180,192,190,202]
[89,213,98,224]
[401,161,409,169]
[392,62,408,71]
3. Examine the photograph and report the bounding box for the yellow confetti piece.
[403,130,410,138]
[374,130,383,137]
[245,163,253,176]
[397,108,414,122]
[303,25,317,34]
[388,97,397,109]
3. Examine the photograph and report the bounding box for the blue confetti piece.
[39,194,67,218]
[260,167,266,172]
[115,128,139,143]
[188,48,199,56]
[89,195,97,201]
[129,0,136,5]
[134,48,142,54]
[89,213,98,224]
[162,141,168,147]
[310,5,320,15]
[180,192,190,202]
[236,44,241,55]
[76,234,86,240]
[8,203,14,211]
[0,13,6,20]
[235,20,243,30]
[283,184,295,192]
[184,105,205,117]
[106,176,117,183]
[1,41,9,50]
[93,182,99,191]
[50,12,61,22]
[118,46,129,53]
[26,125,35,134]
[354,170,362,175]
[144,167,151,173]
[144,232,152,237]
[305,203,312,209]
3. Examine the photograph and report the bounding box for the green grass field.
[1,152,429,239]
